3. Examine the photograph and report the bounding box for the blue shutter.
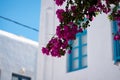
[113,21,120,62]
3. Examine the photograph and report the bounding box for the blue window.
[12,73,31,80]
[113,21,120,63]
[67,30,87,72]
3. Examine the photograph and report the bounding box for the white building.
[38,0,120,80]
[0,30,38,80]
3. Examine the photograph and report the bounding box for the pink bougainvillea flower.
[54,0,66,6]
[42,0,120,57]
[56,9,65,22]
[68,50,71,54]
[71,6,77,11]
[86,15,94,21]
[42,47,50,55]
[78,28,83,32]
[114,34,120,40]
[118,22,120,27]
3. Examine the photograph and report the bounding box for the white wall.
[37,0,56,80]
[88,13,120,80]
[0,30,38,80]
[38,0,120,80]
[38,0,88,80]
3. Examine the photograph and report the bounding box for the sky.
[0,0,41,42]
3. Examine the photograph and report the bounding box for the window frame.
[112,21,120,63]
[12,73,31,80]
[67,30,87,72]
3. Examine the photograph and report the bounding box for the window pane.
[116,40,120,60]
[72,38,79,47]
[12,74,31,80]
[73,59,79,69]
[118,41,120,57]
[68,30,87,72]
[22,78,30,80]
[72,48,79,58]
[82,57,87,67]
[82,35,87,44]
[82,46,87,55]
[12,77,18,80]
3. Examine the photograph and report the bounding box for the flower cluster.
[42,0,120,57]
[56,22,82,40]
[42,22,83,57]
[42,37,67,57]
[114,33,120,40]
[56,9,65,22]
[54,0,66,6]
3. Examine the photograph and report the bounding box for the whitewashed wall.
[38,0,120,80]
[88,13,120,80]
[37,0,56,80]
[0,30,38,80]
[38,0,88,80]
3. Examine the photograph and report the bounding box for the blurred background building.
[0,30,38,80]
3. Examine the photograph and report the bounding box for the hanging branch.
[42,0,120,57]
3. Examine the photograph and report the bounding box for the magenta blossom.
[42,0,120,57]
[71,6,77,11]
[56,9,65,22]
[118,22,120,27]
[42,47,50,55]
[42,37,69,57]
[114,34,120,40]
[68,50,71,54]
[54,0,66,6]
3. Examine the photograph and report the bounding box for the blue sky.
[0,0,41,42]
